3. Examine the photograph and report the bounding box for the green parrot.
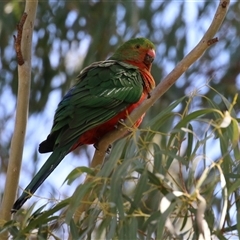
[12,37,155,212]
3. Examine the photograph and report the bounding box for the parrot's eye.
[135,44,140,49]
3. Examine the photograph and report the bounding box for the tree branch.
[0,0,38,237]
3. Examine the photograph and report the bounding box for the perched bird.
[12,37,155,212]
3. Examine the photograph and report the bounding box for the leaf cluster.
[2,87,240,239]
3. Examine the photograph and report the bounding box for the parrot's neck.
[123,60,155,94]
[140,68,155,94]
[124,59,151,72]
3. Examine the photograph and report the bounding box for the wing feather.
[41,60,144,151]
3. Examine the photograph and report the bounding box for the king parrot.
[12,37,155,212]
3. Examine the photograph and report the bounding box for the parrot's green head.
[110,38,155,71]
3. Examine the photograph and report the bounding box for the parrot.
[12,37,155,212]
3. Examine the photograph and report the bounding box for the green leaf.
[174,109,221,130]
[70,218,79,239]
[186,123,193,161]
[20,199,70,235]
[230,118,239,147]
[66,182,95,223]
[128,169,148,214]
[64,166,95,185]
[156,202,176,239]
[228,179,240,195]
[102,216,117,239]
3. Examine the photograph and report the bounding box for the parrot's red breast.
[71,91,147,150]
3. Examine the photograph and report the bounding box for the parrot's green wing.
[39,60,144,152]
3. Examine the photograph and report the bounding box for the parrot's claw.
[93,143,112,154]
[114,119,125,129]
[106,144,112,154]
[93,143,99,150]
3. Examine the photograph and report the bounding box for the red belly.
[70,92,147,151]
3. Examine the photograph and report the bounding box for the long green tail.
[12,147,69,213]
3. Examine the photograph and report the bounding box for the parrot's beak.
[147,49,155,60]
[144,49,155,68]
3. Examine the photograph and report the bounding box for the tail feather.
[12,148,68,213]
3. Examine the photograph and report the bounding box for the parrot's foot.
[106,144,112,154]
[93,143,99,150]
[114,119,125,129]
[94,143,112,154]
